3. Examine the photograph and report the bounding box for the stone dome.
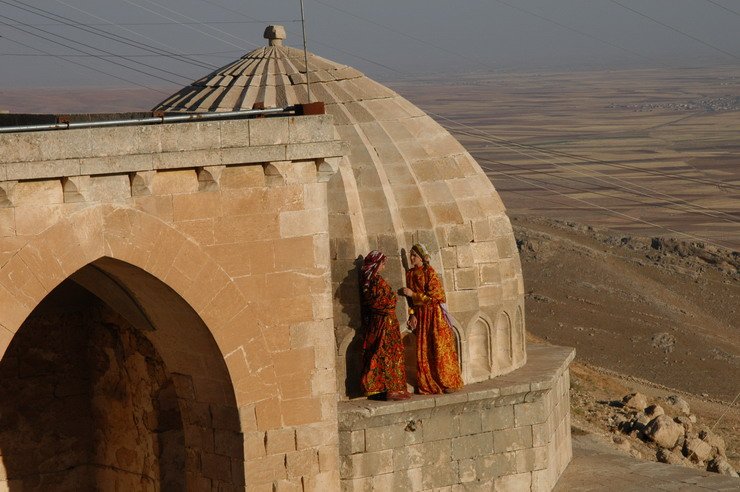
[154,26,526,395]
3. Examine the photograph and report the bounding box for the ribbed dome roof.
[154,41,383,112]
[154,27,526,393]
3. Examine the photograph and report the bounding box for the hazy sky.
[0,0,739,89]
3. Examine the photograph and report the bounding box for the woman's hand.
[402,287,414,297]
[407,314,418,332]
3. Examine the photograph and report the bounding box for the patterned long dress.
[406,264,464,394]
[360,275,408,396]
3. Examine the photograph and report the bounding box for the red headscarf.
[361,250,386,290]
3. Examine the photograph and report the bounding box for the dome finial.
[264,25,286,46]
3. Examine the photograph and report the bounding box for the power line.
[121,0,259,51]
[5,0,216,71]
[445,122,740,226]
[310,0,491,70]
[431,110,740,193]
[190,0,403,73]
[0,50,244,58]
[0,33,171,94]
[1,20,302,27]
[491,0,672,68]
[479,160,734,249]
[0,13,186,85]
[608,0,740,61]
[431,107,740,198]
[52,0,219,71]
[704,0,740,17]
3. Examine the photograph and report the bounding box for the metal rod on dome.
[299,0,311,102]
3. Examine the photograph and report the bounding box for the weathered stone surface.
[665,395,691,416]
[707,457,738,477]
[643,415,684,449]
[645,404,664,418]
[699,429,726,457]
[622,392,648,410]
[656,448,686,465]
[683,437,712,463]
[338,345,573,490]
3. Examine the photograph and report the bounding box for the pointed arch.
[494,310,513,373]
[466,313,492,383]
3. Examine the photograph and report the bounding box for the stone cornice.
[0,114,345,183]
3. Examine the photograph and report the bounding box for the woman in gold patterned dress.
[403,243,464,394]
[359,251,410,401]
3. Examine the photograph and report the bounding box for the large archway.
[0,205,268,490]
[0,258,244,489]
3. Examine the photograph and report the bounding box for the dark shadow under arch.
[0,258,244,490]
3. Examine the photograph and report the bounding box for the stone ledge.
[338,344,574,490]
[0,116,346,182]
[339,344,574,429]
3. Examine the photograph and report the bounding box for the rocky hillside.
[514,215,739,472]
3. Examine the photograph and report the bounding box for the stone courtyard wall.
[338,345,573,491]
[0,115,345,490]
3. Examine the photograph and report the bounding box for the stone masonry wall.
[0,287,184,490]
[338,345,574,491]
[0,114,346,490]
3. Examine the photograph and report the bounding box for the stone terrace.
[338,345,574,491]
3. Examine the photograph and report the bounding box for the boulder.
[635,411,652,426]
[683,437,712,463]
[623,392,648,410]
[674,416,693,434]
[665,395,690,415]
[645,404,664,418]
[699,429,726,457]
[657,448,685,465]
[612,435,631,453]
[643,415,684,449]
[707,458,739,477]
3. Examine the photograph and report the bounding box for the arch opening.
[0,258,244,490]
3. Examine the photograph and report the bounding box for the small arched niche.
[467,316,492,382]
[493,311,513,373]
[514,305,526,361]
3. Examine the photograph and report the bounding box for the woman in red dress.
[359,251,410,401]
[404,243,464,394]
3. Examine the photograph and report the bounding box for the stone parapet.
[338,344,574,491]
[0,115,344,182]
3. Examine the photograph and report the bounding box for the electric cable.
[50,0,219,70]
[121,0,260,51]
[0,32,171,94]
[491,0,672,68]
[3,0,214,73]
[2,20,302,27]
[608,0,740,61]
[704,0,740,17]
[438,117,740,224]
[0,50,244,58]
[0,12,190,84]
[190,0,403,74]
[479,160,734,249]
[468,139,740,226]
[310,0,492,70]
